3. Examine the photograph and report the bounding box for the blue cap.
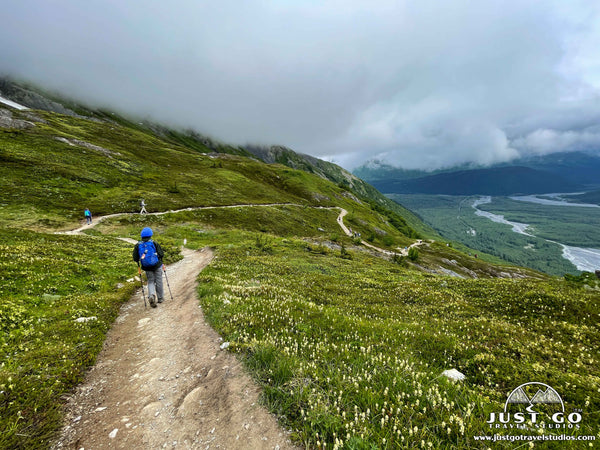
[141,227,153,238]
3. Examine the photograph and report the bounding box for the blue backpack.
[138,240,159,269]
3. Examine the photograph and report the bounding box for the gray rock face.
[0,78,80,116]
[53,136,121,158]
[0,108,36,129]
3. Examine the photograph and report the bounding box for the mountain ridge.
[355,152,600,195]
[370,165,582,195]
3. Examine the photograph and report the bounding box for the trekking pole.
[162,264,174,301]
[138,264,147,308]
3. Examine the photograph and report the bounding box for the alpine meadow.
[0,83,599,449]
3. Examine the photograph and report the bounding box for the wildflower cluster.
[198,236,600,448]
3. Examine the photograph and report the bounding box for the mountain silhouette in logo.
[530,388,562,404]
[507,387,530,404]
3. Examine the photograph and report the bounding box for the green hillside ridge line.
[0,77,430,236]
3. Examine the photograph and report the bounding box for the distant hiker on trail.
[133,227,165,308]
[84,208,92,225]
[140,199,147,215]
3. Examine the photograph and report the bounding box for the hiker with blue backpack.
[133,227,165,308]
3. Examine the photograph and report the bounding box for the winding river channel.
[471,195,600,272]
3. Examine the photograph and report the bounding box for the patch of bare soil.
[53,247,299,450]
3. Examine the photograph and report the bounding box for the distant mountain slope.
[353,160,471,182]
[370,166,582,195]
[0,77,252,157]
[355,152,599,195]
[0,78,82,116]
[244,145,375,197]
[507,151,600,186]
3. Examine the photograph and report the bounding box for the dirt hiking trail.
[53,247,298,450]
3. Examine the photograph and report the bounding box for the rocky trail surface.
[53,246,299,449]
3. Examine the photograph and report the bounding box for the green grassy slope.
[242,144,437,239]
[0,109,354,227]
[1,98,598,449]
[195,233,599,448]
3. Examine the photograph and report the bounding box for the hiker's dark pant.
[145,266,164,301]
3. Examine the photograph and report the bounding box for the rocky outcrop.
[54,137,121,158]
[0,78,81,116]
[0,107,36,129]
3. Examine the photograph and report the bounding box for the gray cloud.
[1,0,599,170]
[512,125,600,155]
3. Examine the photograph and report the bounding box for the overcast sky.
[2,0,600,170]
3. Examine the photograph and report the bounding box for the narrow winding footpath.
[60,203,421,258]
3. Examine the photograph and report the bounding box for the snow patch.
[0,95,28,110]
